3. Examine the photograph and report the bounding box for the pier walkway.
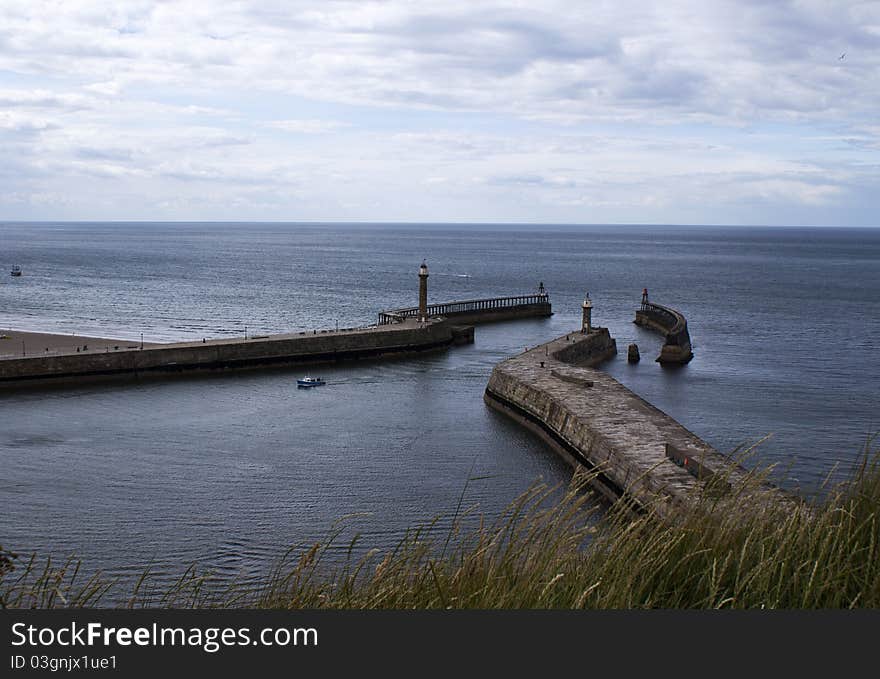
[485,328,787,516]
[379,292,551,326]
[1,260,556,388]
[0,318,472,388]
[1,263,554,389]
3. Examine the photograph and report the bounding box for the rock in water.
[627,343,640,363]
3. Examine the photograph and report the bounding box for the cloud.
[265,119,350,134]
[0,88,93,111]
[0,1,877,224]
[84,81,122,96]
[486,173,577,189]
[0,111,57,133]
[1,1,875,124]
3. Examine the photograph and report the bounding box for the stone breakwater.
[484,328,782,516]
[0,319,472,388]
[634,301,693,364]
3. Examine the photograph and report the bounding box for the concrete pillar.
[582,292,593,334]
[418,261,429,321]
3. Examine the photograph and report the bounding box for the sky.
[0,0,878,226]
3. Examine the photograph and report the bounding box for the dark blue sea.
[1,222,879,593]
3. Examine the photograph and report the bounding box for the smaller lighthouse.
[418,261,429,322]
[581,292,593,334]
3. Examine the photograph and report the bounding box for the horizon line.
[2,219,878,229]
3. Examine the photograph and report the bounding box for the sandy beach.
[0,329,161,358]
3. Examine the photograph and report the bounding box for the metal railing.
[638,301,686,337]
[379,293,549,325]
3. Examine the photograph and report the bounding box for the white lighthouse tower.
[582,292,593,334]
[418,261,429,322]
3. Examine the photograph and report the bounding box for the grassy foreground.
[2,448,879,609]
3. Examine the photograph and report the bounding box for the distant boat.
[10,265,21,276]
[297,376,326,388]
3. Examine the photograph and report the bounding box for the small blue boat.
[297,376,326,388]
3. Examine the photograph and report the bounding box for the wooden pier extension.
[378,292,551,326]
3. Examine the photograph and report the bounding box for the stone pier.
[633,292,694,364]
[0,319,472,388]
[485,328,783,516]
[1,261,544,389]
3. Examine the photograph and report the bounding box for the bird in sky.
[839,52,846,60]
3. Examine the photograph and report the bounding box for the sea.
[1,222,879,595]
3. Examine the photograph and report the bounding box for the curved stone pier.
[634,300,693,364]
[484,328,785,516]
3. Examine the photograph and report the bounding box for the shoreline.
[0,329,162,358]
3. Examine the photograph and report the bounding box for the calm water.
[1,222,879,592]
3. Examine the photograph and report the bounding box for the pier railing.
[379,293,549,325]
[639,301,687,339]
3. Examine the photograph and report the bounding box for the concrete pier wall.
[485,328,762,516]
[549,328,618,365]
[0,320,464,387]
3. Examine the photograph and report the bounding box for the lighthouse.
[418,261,429,322]
[582,292,593,334]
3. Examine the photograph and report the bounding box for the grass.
[2,445,879,609]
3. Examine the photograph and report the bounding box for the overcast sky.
[1,0,878,225]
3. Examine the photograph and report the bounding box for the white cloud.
[0,88,93,110]
[2,1,876,124]
[0,111,57,132]
[0,1,877,224]
[83,81,122,96]
[265,119,350,134]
